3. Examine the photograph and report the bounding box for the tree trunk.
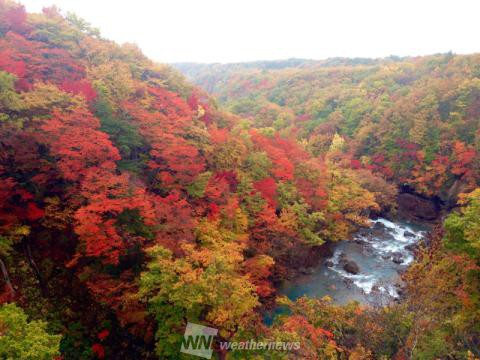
[22,240,46,294]
[0,258,15,298]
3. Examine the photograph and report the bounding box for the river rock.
[404,243,418,252]
[298,267,314,275]
[370,227,386,237]
[343,259,360,274]
[324,260,334,267]
[354,237,368,245]
[343,278,354,288]
[403,230,415,238]
[391,252,404,264]
[370,223,397,239]
[393,282,405,297]
[357,228,370,237]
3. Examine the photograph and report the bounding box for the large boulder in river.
[343,260,360,274]
[391,252,404,264]
[370,228,387,238]
[403,230,415,238]
[373,221,386,230]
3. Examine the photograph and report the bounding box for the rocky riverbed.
[273,218,430,308]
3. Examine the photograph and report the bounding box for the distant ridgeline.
[0,0,479,359]
[175,53,480,203]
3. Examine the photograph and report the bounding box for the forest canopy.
[0,1,478,359]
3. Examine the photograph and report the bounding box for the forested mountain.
[0,1,478,359]
[175,57,409,80]
[176,54,480,203]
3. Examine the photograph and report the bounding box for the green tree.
[0,303,61,360]
[140,220,258,357]
[444,188,480,260]
[0,71,21,121]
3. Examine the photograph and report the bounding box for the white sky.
[20,0,480,64]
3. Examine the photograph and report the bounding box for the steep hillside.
[0,1,394,358]
[0,1,479,359]
[176,55,480,203]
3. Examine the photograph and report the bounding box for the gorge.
[0,2,478,359]
[281,217,428,304]
[264,212,431,326]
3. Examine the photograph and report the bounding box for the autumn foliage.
[0,1,478,359]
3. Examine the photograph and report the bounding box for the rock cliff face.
[279,190,440,279]
[444,179,471,209]
[397,192,441,221]
[274,243,334,280]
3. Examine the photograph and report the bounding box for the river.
[266,218,429,323]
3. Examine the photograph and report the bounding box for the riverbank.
[263,191,444,318]
[263,216,430,325]
[280,217,428,302]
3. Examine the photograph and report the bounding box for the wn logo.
[180,322,218,359]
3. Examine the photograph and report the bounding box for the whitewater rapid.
[328,218,426,300]
[276,218,428,306]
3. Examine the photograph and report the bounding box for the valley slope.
[0,1,478,358]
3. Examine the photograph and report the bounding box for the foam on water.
[326,217,425,299]
[372,218,397,229]
[265,218,429,324]
[329,253,376,294]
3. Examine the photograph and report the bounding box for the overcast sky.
[20,0,479,64]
